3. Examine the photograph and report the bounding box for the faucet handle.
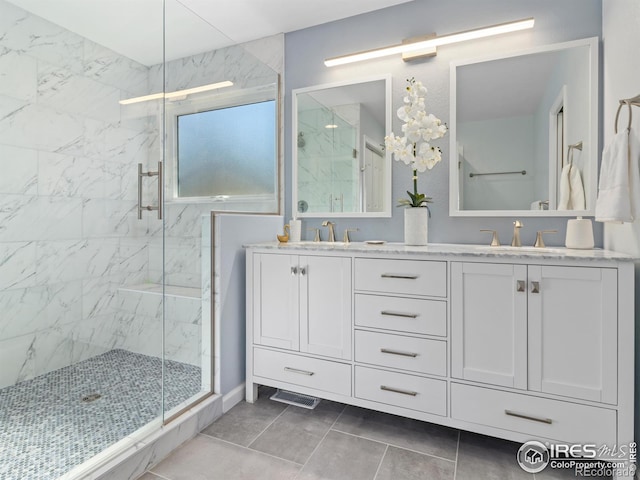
[343,228,359,243]
[307,228,321,242]
[534,230,558,248]
[480,229,501,247]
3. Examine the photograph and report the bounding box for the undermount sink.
[288,241,347,246]
[485,245,567,254]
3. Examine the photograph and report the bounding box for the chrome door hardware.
[381,273,419,280]
[291,266,306,276]
[380,385,418,396]
[137,162,162,220]
[531,281,540,294]
[380,348,418,358]
[380,311,418,319]
[505,409,552,424]
[516,280,526,292]
[284,367,314,376]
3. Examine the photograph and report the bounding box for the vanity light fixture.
[324,17,534,67]
[325,124,339,129]
[119,80,234,105]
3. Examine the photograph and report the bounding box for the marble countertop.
[245,241,637,262]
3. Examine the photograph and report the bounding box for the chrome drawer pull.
[380,348,418,358]
[284,367,314,376]
[516,280,526,292]
[381,273,419,280]
[380,310,419,319]
[505,409,552,424]
[380,385,418,396]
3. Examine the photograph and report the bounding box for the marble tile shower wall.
[0,0,284,387]
[0,0,158,388]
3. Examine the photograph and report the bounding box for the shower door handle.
[137,163,143,220]
[137,162,163,220]
[156,161,163,220]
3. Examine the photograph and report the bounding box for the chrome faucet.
[511,220,523,247]
[321,220,336,242]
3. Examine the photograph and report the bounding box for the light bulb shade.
[324,17,534,67]
[119,80,234,105]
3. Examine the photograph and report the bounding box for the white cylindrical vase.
[404,207,429,246]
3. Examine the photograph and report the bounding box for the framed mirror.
[449,37,598,217]
[293,75,392,217]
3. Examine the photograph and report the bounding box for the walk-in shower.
[0,0,280,478]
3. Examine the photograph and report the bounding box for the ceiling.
[7,0,414,66]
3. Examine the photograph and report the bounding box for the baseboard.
[222,383,246,413]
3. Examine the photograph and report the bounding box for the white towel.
[558,164,585,210]
[595,129,640,222]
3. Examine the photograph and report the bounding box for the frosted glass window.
[177,100,276,198]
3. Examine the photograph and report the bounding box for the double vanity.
[245,241,634,462]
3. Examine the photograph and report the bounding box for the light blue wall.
[285,0,602,246]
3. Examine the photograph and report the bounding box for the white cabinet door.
[300,255,352,360]
[528,266,617,404]
[253,253,299,351]
[451,262,527,389]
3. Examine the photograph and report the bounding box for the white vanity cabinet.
[246,243,635,470]
[451,262,617,404]
[450,262,528,390]
[251,252,352,359]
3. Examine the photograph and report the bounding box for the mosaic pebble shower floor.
[0,349,202,480]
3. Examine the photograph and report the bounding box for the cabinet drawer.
[355,366,446,416]
[355,330,446,376]
[355,294,446,336]
[355,258,446,297]
[253,348,351,396]
[450,383,616,445]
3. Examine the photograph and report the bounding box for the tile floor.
[138,387,611,480]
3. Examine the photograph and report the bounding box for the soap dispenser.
[565,216,594,249]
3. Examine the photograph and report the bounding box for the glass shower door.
[0,0,171,477]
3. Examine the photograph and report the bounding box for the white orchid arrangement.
[385,77,447,207]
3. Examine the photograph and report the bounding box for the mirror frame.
[448,37,598,217]
[292,74,393,218]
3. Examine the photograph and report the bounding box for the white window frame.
[165,83,278,204]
